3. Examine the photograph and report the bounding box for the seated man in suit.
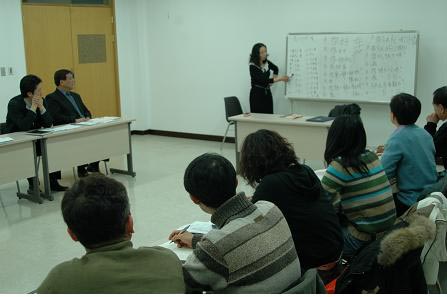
[5,75,67,192]
[46,69,101,177]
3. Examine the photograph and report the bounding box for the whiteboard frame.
[285,30,419,105]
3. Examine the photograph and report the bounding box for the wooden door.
[22,5,74,97]
[70,6,119,117]
[22,3,120,117]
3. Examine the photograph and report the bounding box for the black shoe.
[51,182,68,192]
[87,164,100,173]
[27,188,43,195]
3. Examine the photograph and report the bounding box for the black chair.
[0,122,7,135]
[221,96,243,151]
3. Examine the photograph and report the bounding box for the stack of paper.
[75,117,120,126]
[41,124,81,132]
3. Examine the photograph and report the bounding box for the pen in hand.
[170,225,190,243]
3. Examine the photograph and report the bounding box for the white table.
[39,119,136,200]
[0,133,42,203]
[229,114,333,169]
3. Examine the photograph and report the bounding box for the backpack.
[335,216,433,294]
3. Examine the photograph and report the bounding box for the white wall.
[2,0,446,146]
[122,0,447,146]
[0,0,27,123]
[114,0,152,130]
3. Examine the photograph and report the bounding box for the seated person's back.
[381,93,437,215]
[37,175,185,294]
[321,115,396,256]
[239,129,343,271]
[170,153,301,293]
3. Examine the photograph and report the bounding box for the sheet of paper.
[314,169,326,181]
[89,117,120,124]
[73,121,98,126]
[181,221,215,234]
[40,124,81,132]
[159,242,193,261]
[158,221,215,261]
[0,137,14,144]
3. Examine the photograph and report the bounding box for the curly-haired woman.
[239,129,343,272]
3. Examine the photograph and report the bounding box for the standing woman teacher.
[249,43,289,114]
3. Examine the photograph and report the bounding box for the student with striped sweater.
[322,115,396,257]
[169,153,301,293]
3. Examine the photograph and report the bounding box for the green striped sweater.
[321,151,396,241]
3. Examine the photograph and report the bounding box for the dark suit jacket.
[45,89,92,125]
[5,95,53,134]
[425,121,447,169]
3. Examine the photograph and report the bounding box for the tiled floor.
[0,135,445,293]
[0,135,254,293]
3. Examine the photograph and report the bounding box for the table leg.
[40,139,53,201]
[235,122,240,172]
[110,122,136,177]
[16,140,43,204]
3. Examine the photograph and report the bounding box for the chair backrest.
[224,96,243,123]
[0,122,7,135]
[282,268,326,294]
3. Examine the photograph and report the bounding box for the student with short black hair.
[169,153,301,293]
[238,130,343,271]
[425,86,447,169]
[37,175,185,294]
[322,115,396,256]
[381,93,437,216]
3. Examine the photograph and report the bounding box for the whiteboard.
[285,31,418,104]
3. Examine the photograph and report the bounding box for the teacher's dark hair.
[184,153,237,209]
[249,43,267,67]
[239,129,299,187]
[324,115,368,175]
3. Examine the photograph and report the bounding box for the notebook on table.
[306,116,335,123]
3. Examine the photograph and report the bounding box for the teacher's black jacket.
[5,95,53,134]
[45,89,92,125]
